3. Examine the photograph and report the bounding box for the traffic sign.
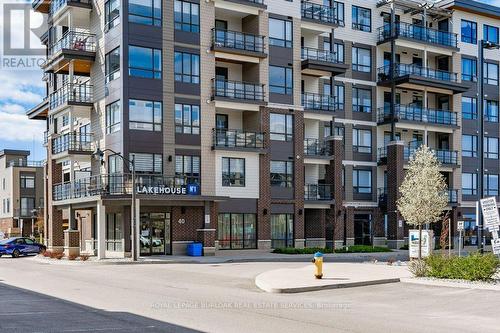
[457,221,464,231]
[491,238,500,255]
[480,197,500,231]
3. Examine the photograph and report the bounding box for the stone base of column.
[197,228,216,256]
[346,237,355,246]
[258,240,271,251]
[305,238,326,248]
[387,239,405,249]
[294,239,305,249]
[334,240,344,249]
[64,230,80,257]
[373,237,388,247]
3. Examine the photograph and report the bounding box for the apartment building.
[0,150,44,238]
[27,0,500,257]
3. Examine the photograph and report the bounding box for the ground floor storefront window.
[106,213,123,251]
[140,212,171,255]
[354,214,372,245]
[218,213,256,249]
[271,214,294,248]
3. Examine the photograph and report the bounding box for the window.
[461,58,476,82]
[352,88,371,113]
[174,0,199,33]
[269,66,293,95]
[128,45,161,79]
[484,62,499,86]
[5,198,9,213]
[175,155,200,185]
[20,175,35,189]
[62,114,69,127]
[222,157,245,187]
[484,174,499,196]
[462,135,477,157]
[269,18,292,48]
[352,47,371,72]
[352,5,371,32]
[130,153,162,174]
[333,43,344,63]
[485,100,499,122]
[105,0,120,31]
[484,137,499,159]
[334,85,344,108]
[106,100,121,134]
[105,47,120,83]
[333,1,344,25]
[353,169,371,194]
[462,97,477,120]
[174,51,200,83]
[175,103,200,134]
[461,20,477,44]
[20,197,35,216]
[218,213,257,249]
[270,161,293,188]
[271,214,294,248]
[353,129,371,153]
[484,25,499,44]
[129,99,162,131]
[270,113,293,141]
[129,0,161,26]
[462,173,477,195]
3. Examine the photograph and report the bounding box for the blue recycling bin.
[186,242,203,256]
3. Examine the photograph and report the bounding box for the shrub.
[400,245,409,250]
[53,253,64,260]
[272,247,334,254]
[334,245,392,253]
[68,254,77,261]
[272,245,392,255]
[43,251,52,258]
[408,259,428,277]
[79,254,90,261]
[423,253,500,281]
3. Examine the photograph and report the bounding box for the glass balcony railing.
[52,133,93,155]
[377,22,458,48]
[301,47,339,63]
[8,160,44,167]
[212,79,264,101]
[49,83,93,109]
[212,129,265,149]
[301,93,340,112]
[377,63,458,83]
[301,1,343,26]
[48,30,96,56]
[377,105,458,126]
[304,138,331,156]
[212,28,265,54]
[304,184,333,201]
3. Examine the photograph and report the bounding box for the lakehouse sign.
[136,184,200,196]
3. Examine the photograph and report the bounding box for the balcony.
[301,1,342,27]
[377,105,458,127]
[49,82,93,111]
[304,184,333,201]
[301,47,348,76]
[51,133,93,156]
[304,139,332,158]
[32,0,50,13]
[214,0,266,12]
[14,208,37,218]
[212,129,265,152]
[212,79,265,104]
[377,64,469,94]
[8,160,44,168]
[405,147,459,167]
[44,30,96,75]
[447,190,459,205]
[377,188,457,207]
[302,93,340,113]
[212,29,266,59]
[377,22,458,49]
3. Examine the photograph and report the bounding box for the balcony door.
[215,114,229,146]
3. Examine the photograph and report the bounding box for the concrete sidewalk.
[255,263,411,293]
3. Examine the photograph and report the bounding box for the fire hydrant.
[312,252,323,279]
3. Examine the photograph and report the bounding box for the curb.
[400,277,500,291]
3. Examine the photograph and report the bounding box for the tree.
[397,145,448,259]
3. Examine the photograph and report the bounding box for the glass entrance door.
[140,212,171,256]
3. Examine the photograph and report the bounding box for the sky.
[0,0,499,162]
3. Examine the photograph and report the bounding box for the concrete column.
[134,198,140,259]
[196,201,216,256]
[96,201,106,259]
[386,141,406,249]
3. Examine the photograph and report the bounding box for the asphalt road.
[0,256,498,333]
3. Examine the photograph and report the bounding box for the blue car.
[0,237,46,258]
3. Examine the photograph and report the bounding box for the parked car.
[0,237,46,258]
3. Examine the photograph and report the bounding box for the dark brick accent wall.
[50,207,64,249]
[258,106,271,241]
[325,136,344,246]
[373,207,385,238]
[345,207,355,240]
[171,206,204,242]
[305,209,325,239]
[0,218,14,235]
[293,108,305,241]
[387,142,405,241]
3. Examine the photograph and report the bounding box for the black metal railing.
[377,105,458,126]
[48,30,96,56]
[51,133,93,155]
[50,0,92,15]
[404,147,459,165]
[377,63,458,83]
[301,1,342,26]
[49,82,93,109]
[304,184,333,201]
[8,160,44,167]
[378,187,387,205]
[447,189,459,204]
[377,147,387,162]
[212,79,264,101]
[301,93,339,111]
[377,22,458,48]
[304,138,331,156]
[212,28,265,53]
[213,129,265,149]
[301,47,339,63]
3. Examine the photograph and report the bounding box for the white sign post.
[457,221,464,257]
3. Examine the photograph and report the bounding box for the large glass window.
[270,214,294,248]
[174,0,199,32]
[270,161,293,188]
[462,97,477,120]
[269,18,292,48]
[106,213,123,252]
[131,153,162,174]
[333,1,344,25]
[20,197,35,216]
[461,58,477,82]
[270,113,293,141]
[484,136,499,159]
[105,0,120,31]
[461,20,477,44]
[269,66,293,95]
[129,99,162,131]
[353,129,371,153]
[129,0,161,26]
[175,155,200,185]
[128,45,161,79]
[353,169,371,194]
[352,88,371,113]
[352,47,371,72]
[462,134,478,157]
[352,5,371,32]
[106,100,121,134]
[105,47,120,83]
[484,174,499,196]
[20,175,35,189]
[174,51,200,83]
[484,24,499,44]
[218,213,257,249]
[463,213,477,246]
[462,173,477,195]
[484,62,499,86]
[485,100,499,122]
[175,103,200,134]
[222,157,245,187]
